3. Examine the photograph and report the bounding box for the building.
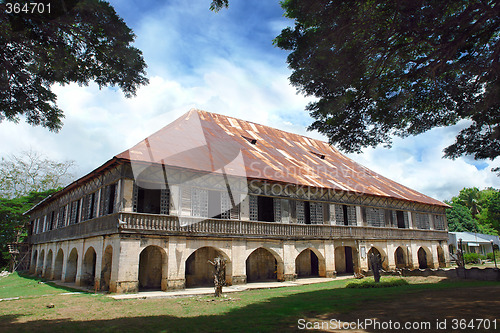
[449,232,500,256]
[27,109,450,293]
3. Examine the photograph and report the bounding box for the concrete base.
[283,273,296,281]
[167,278,185,290]
[115,281,139,293]
[232,275,247,285]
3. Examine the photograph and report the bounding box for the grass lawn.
[0,273,499,332]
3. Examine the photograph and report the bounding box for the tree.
[446,187,500,235]
[0,189,57,269]
[446,201,478,233]
[1,0,148,131]
[0,150,75,198]
[214,1,499,167]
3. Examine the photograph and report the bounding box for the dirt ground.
[310,278,500,332]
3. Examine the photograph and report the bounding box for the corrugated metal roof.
[116,109,447,207]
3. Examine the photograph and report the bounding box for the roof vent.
[242,135,257,145]
[310,151,325,160]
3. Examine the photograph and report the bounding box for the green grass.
[346,276,409,288]
[0,272,82,299]
[0,274,498,333]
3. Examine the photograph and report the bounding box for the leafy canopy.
[446,187,500,235]
[0,189,57,268]
[274,0,499,163]
[0,0,149,131]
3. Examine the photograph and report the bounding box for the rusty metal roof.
[116,109,447,207]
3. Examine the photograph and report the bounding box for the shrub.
[486,251,500,261]
[463,253,481,264]
[346,278,409,289]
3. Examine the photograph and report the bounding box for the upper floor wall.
[29,163,448,236]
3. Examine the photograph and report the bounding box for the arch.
[394,246,407,269]
[295,248,320,278]
[437,246,446,268]
[31,249,38,274]
[65,248,78,282]
[334,246,359,274]
[53,249,64,280]
[101,245,113,291]
[185,246,231,288]
[417,247,433,269]
[367,247,389,271]
[138,245,167,290]
[44,249,53,278]
[37,250,45,276]
[82,247,97,287]
[246,247,282,282]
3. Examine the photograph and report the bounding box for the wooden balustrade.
[118,212,448,241]
[31,212,448,244]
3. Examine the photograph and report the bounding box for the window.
[395,210,406,228]
[257,196,274,222]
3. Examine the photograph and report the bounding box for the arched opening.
[65,248,78,282]
[101,246,113,291]
[44,250,53,278]
[185,247,229,288]
[138,245,166,291]
[394,246,407,269]
[334,246,357,274]
[295,249,319,278]
[31,250,38,274]
[246,248,279,282]
[53,249,64,280]
[437,246,446,268]
[82,247,97,287]
[37,250,45,276]
[367,247,389,271]
[418,247,429,269]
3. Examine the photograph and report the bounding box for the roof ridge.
[191,108,339,151]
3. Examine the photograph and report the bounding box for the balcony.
[30,212,449,244]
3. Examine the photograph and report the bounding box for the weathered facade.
[27,110,450,293]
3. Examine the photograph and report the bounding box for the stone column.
[386,243,396,270]
[166,236,187,290]
[324,241,335,277]
[113,237,140,293]
[231,239,247,284]
[283,241,296,281]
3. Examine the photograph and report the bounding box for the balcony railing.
[30,212,449,244]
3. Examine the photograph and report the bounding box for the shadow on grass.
[15,272,92,294]
[1,279,499,333]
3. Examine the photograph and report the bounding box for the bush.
[346,278,409,289]
[463,253,487,264]
[486,251,500,261]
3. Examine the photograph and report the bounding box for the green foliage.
[463,253,487,264]
[446,201,477,232]
[272,0,499,164]
[446,187,500,235]
[0,189,57,268]
[0,0,149,131]
[346,277,409,289]
[486,251,500,260]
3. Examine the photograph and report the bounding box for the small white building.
[449,232,500,255]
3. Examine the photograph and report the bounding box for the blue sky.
[0,0,498,201]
